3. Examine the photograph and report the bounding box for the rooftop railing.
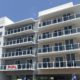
[39,13,80,28]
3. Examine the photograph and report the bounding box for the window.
[25,26,28,30]
[10,41,12,45]
[42,21,46,26]
[63,14,68,21]
[54,43,58,51]
[24,37,27,42]
[27,59,32,63]
[53,19,57,23]
[55,57,63,67]
[54,43,63,51]
[14,29,17,33]
[43,58,50,67]
[58,17,62,22]
[23,50,27,55]
[46,20,51,25]
[66,54,75,61]
[16,48,22,52]
[21,27,24,31]
[58,30,63,36]
[10,30,13,34]
[28,25,32,29]
[13,40,16,44]
[17,28,21,32]
[39,23,41,27]
[28,37,32,41]
[66,54,75,66]
[63,13,71,21]
[69,13,74,19]
[27,47,32,54]
[38,35,41,39]
[64,26,72,34]
[65,39,73,50]
[17,38,20,43]
[15,60,20,64]
[58,43,63,51]
[8,52,11,56]
[0,32,2,36]
[43,32,49,38]
[43,45,49,52]
[76,13,80,18]
[43,58,50,63]
[54,30,57,37]
[0,26,3,28]
[12,52,15,56]
[8,29,11,34]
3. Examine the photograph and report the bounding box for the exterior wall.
[0,2,80,80]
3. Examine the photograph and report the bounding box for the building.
[0,2,80,80]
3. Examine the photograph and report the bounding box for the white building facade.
[0,2,80,80]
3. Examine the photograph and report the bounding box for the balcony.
[38,28,80,43]
[0,63,35,71]
[37,60,80,69]
[38,13,80,30]
[3,37,34,48]
[38,43,80,54]
[2,49,35,59]
[5,25,34,37]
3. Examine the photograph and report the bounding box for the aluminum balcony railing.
[0,63,35,71]
[38,13,80,28]
[37,60,80,69]
[4,37,34,46]
[38,27,80,40]
[38,43,80,53]
[2,49,35,58]
[5,24,33,35]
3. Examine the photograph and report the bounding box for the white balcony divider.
[38,13,80,28]
[37,60,80,69]
[38,43,80,53]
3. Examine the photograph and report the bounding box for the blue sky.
[0,0,80,21]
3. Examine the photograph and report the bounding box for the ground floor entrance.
[36,74,79,80]
[11,75,32,80]
[5,74,79,80]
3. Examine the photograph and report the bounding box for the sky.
[0,0,80,22]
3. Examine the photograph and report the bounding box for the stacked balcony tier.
[37,60,80,69]
[38,27,80,42]
[2,47,36,59]
[3,35,35,48]
[5,24,34,37]
[38,13,80,29]
[38,43,80,54]
[0,63,35,71]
